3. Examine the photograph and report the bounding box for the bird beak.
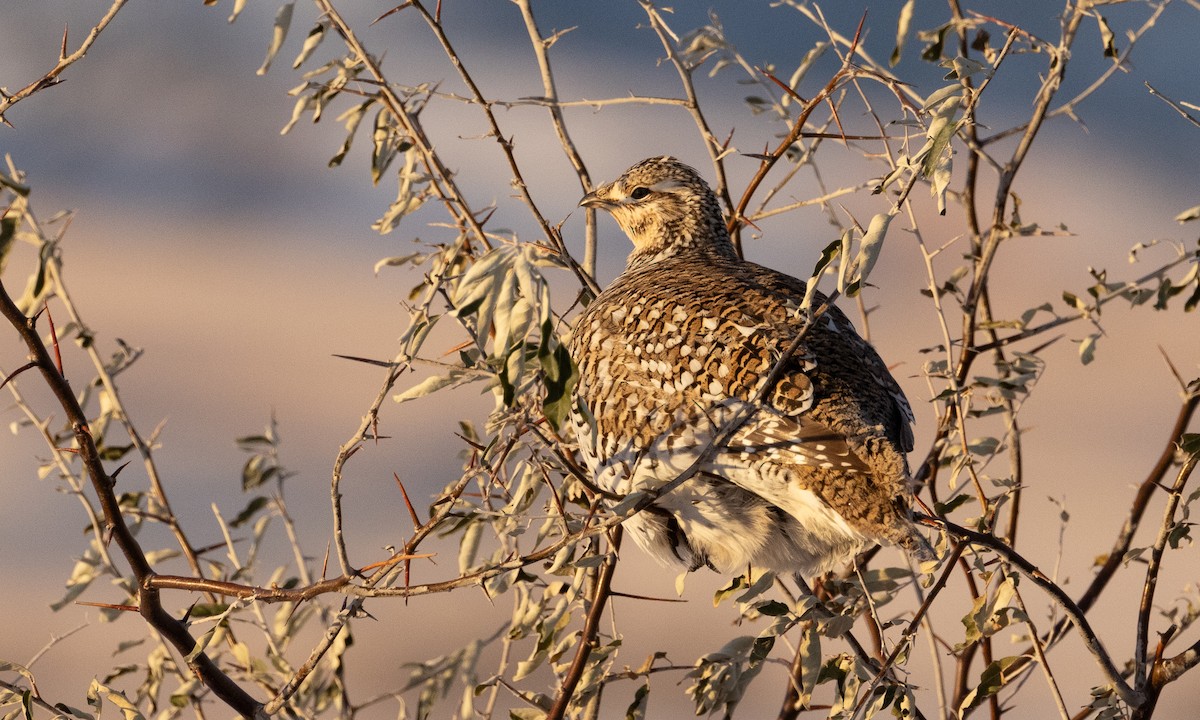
[579,190,608,209]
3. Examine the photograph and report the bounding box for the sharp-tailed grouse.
[569,156,931,576]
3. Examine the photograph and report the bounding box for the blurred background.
[2,1,1198,717]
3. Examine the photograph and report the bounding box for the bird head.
[580,156,735,267]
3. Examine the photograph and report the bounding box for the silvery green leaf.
[329,101,370,168]
[849,213,892,295]
[958,656,1024,714]
[256,2,294,76]
[921,96,959,177]
[87,680,145,720]
[929,149,952,214]
[890,0,915,67]
[943,56,986,80]
[226,0,248,23]
[1174,204,1200,223]
[373,150,424,233]
[734,571,775,604]
[370,108,398,185]
[610,490,649,517]
[797,623,820,705]
[783,42,829,107]
[1078,333,1100,365]
[398,312,439,360]
[0,214,15,275]
[1094,13,1117,59]
[280,91,313,135]
[625,681,650,720]
[373,253,423,275]
[457,521,482,575]
[922,83,963,112]
[393,367,479,403]
[293,22,328,69]
[804,235,842,308]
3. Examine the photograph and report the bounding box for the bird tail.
[889,520,935,564]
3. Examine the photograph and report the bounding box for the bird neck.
[625,223,738,271]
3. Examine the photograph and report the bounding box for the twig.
[0,277,262,717]
[852,544,965,717]
[1146,82,1200,128]
[24,622,89,669]
[514,0,599,279]
[926,516,1145,707]
[313,0,491,251]
[0,0,129,126]
[638,2,738,251]
[1134,452,1198,688]
[726,15,867,244]
[1011,580,1071,720]
[545,529,622,720]
[405,0,562,250]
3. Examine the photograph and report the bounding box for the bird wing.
[727,406,872,474]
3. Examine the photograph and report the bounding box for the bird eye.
[629,186,650,200]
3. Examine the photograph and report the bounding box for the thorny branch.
[0,0,129,126]
[0,277,263,718]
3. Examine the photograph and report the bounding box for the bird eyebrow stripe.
[647,179,685,193]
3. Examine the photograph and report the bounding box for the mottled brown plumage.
[569,157,931,576]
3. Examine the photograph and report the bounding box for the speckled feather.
[570,156,931,576]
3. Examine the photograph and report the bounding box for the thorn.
[442,339,474,357]
[110,460,132,481]
[1157,345,1188,395]
[357,552,435,573]
[1026,334,1064,355]
[0,360,38,392]
[371,1,412,26]
[332,353,397,368]
[60,24,69,61]
[761,68,806,104]
[393,472,424,528]
[850,11,867,56]
[451,432,484,451]
[44,302,65,377]
[75,600,139,612]
[181,598,199,623]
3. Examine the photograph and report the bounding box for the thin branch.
[545,529,621,720]
[314,0,490,250]
[1011,580,1071,720]
[1146,81,1200,129]
[0,0,129,126]
[1134,451,1198,688]
[638,1,738,251]
[853,543,965,717]
[927,516,1145,707]
[514,0,599,278]
[0,276,262,717]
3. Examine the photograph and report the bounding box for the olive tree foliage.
[2,1,1200,718]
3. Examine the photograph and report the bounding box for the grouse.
[569,156,932,576]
